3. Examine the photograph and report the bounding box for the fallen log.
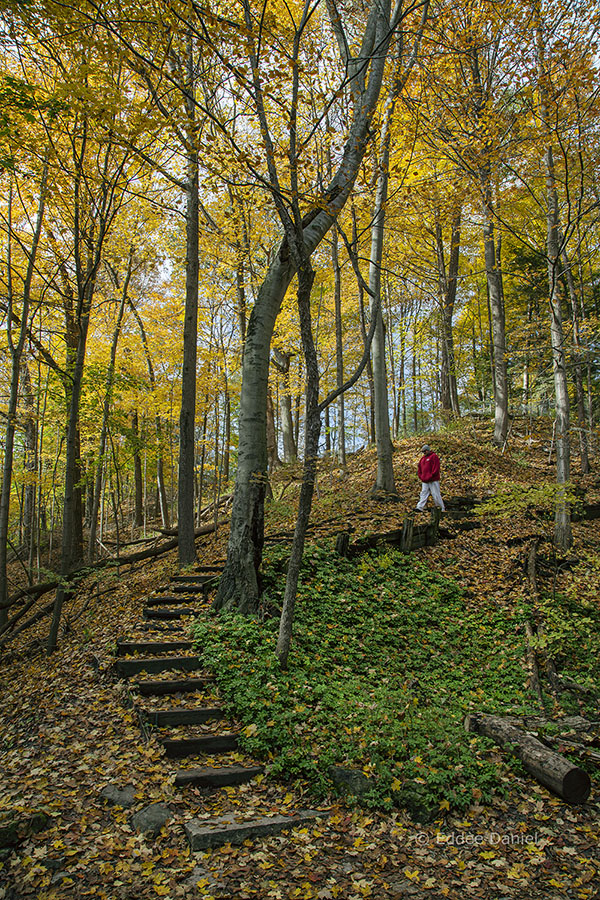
[465,712,591,804]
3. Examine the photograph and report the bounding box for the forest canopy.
[0,0,599,641]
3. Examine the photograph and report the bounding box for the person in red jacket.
[415,444,445,512]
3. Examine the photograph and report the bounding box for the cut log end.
[562,767,591,805]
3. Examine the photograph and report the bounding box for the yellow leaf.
[439,799,450,810]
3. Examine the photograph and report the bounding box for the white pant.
[416,481,445,511]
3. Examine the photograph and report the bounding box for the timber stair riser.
[142,708,225,727]
[169,580,218,591]
[144,608,196,620]
[146,595,203,606]
[185,811,328,851]
[115,656,201,677]
[135,677,215,696]
[171,574,220,583]
[117,640,194,656]
[174,765,264,788]
[163,734,239,759]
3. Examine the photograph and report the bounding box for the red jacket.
[418,451,440,483]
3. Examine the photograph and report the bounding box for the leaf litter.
[1,421,599,899]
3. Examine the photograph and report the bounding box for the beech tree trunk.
[215,0,399,612]
[132,410,143,528]
[178,37,200,568]
[277,259,318,667]
[369,123,396,496]
[436,211,461,417]
[88,257,131,560]
[536,17,572,550]
[128,301,170,528]
[273,349,297,463]
[332,227,346,467]
[0,165,47,628]
[481,179,509,445]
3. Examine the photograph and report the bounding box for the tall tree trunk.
[88,256,131,560]
[48,281,94,653]
[332,227,346,467]
[0,165,47,628]
[560,242,589,473]
[266,387,280,472]
[536,16,572,550]
[178,36,199,567]
[481,178,509,445]
[223,388,231,484]
[436,210,461,417]
[21,361,37,566]
[132,410,143,528]
[369,143,396,493]
[353,206,376,444]
[277,258,318,668]
[128,302,170,528]
[216,0,412,612]
[273,349,297,463]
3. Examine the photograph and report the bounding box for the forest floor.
[1,417,600,900]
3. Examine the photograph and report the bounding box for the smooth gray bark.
[216,0,400,611]
[128,301,170,528]
[481,180,509,445]
[331,228,346,467]
[178,37,200,568]
[436,212,461,417]
[368,132,397,495]
[536,19,572,550]
[88,257,131,560]
[272,349,297,463]
[0,165,47,628]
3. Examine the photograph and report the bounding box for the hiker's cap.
[421,444,431,452]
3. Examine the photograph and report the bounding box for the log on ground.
[465,712,591,804]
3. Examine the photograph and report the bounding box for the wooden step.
[175,765,263,788]
[146,595,201,606]
[166,583,212,595]
[116,640,194,657]
[142,707,225,727]
[144,607,196,620]
[185,810,328,850]
[115,656,201,678]
[134,676,214,696]
[170,574,219,585]
[162,733,239,758]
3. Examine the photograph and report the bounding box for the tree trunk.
[368,126,396,495]
[332,227,346,467]
[48,284,94,653]
[536,17,572,550]
[0,165,48,628]
[266,387,280,472]
[481,178,509,445]
[88,257,131,560]
[178,39,200,568]
[560,243,589,474]
[20,361,38,565]
[277,259,318,668]
[129,302,170,529]
[132,410,144,528]
[436,211,461,417]
[216,0,411,612]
